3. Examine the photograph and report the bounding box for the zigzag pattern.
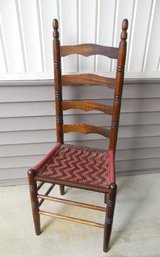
[37,144,113,187]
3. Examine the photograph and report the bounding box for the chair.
[28,18,128,252]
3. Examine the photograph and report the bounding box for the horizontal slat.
[62,73,115,88]
[64,98,160,114]
[38,184,55,207]
[39,210,104,228]
[37,194,106,212]
[61,44,119,59]
[63,101,113,115]
[63,124,110,138]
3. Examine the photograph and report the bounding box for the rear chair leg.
[60,185,65,195]
[103,183,117,252]
[104,193,107,204]
[28,169,41,235]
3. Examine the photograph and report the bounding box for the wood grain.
[62,73,115,88]
[63,124,110,138]
[61,44,119,59]
[63,100,113,115]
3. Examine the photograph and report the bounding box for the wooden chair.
[28,18,128,252]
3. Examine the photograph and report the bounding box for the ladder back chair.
[28,18,128,252]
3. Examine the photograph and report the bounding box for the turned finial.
[53,19,59,38]
[121,19,128,40]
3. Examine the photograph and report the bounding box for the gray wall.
[0,1,160,186]
[0,79,160,186]
[0,1,160,80]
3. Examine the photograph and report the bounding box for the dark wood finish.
[63,124,110,138]
[60,185,65,195]
[62,73,115,88]
[35,175,111,193]
[37,182,44,191]
[37,194,106,212]
[103,184,117,252]
[39,210,104,228]
[104,193,107,204]
[53,19,64,144]
[61,43,119,59]
[53,18,128,145]
[63,100,113,115]
[38,184,55,207]
[53,20,65,196]
[28,18,128,253]
[28,169,41,235]
[109,19,128,153]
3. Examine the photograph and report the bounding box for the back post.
[53,19,64,144]
[109,19,128,153]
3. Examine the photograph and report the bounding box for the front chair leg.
[59,185,65,195]
[103,183,117,252]
[28,169,41,235]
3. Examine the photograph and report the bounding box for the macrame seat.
[28,18,128,252]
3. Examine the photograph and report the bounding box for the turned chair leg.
[103,184,117,252]
[28,169,41,235]
[60,185,65,195]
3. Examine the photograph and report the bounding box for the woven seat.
[35,144,115,189]
[28,18,128,253]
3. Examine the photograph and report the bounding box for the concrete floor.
[0,173,160,257]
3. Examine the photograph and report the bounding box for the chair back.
[53,19,128,153]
